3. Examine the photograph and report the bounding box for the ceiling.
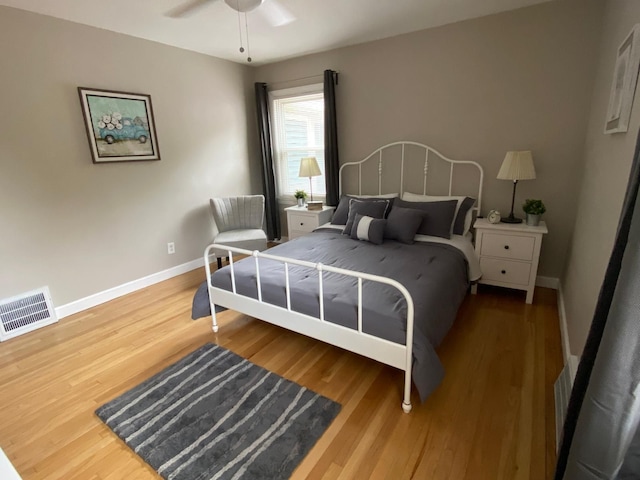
[0,0,551,66]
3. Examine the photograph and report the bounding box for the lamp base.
[501,216,523,224]
[306,201,323,211]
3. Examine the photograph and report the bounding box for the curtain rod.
[267,71,339,88]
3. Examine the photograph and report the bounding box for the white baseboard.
[556,282,572,366]
[536,275,560,289]
[55,257,205,319]
[535,275,571,367]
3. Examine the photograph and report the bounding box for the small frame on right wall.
[605,24,640,134]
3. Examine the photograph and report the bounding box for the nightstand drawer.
[480,257,531,285]
[480,233,535,261]
[288,213,318,233]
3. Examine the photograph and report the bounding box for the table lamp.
[299,157,323,209]
[497,151,536,223]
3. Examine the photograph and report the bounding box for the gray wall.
[255,0,603,280]
[0,7,260,306]
[562,0,640,355]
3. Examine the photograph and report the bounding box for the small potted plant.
[522,199,546,226]
[294,189,307,207]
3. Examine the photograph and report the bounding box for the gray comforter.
[196,229,470,402]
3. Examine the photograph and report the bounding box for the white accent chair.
[209,195,268,269]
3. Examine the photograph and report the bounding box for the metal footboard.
[203,243,415,413]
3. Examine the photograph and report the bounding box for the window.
[270,84,325,200]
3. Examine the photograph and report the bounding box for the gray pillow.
[350,214,386,245]
[453,196,475,235]
[384,207,423,244]
[343,199,392,235]
[332,195,395,225]
[395,199,457,238]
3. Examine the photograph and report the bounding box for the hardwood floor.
[0,269,563,479]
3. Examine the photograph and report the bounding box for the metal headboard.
[338,141,484,213]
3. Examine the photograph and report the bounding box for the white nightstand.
[471,218,548,304]
[285,205,334,240]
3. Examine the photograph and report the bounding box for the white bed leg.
[402,369,412,413]
[211,304,219,333]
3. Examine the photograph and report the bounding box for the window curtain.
[555,129,640,479]
[255,82,280,240]
[324,70,340,207]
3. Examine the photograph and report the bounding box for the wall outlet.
[167,242,175,254]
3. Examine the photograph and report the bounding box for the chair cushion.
[210,196,265,232]
[211,229,267,257]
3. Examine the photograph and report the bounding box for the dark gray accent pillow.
[395,199,457,238]
[453,196,476,235]
[384,207,423,244]
[343,199,392,235]
[350,214,386,245]
[331,196,352,224]
[331,195,395,225]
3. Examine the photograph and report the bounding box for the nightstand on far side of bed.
[471,218,548,304]
[285,205,335,240]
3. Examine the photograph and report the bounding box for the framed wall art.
[604,24,640,134]
[78,87,161,163]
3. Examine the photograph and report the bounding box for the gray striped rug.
[96,343,341,480]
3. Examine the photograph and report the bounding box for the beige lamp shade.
[299,157,322,178]
[497,151,536,181]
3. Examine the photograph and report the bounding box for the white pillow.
[402,192,475,235]
[351,193,398,198]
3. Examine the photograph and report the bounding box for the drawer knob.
[501,270,506,274]
[504,245,510,250]
[300,222,304,226]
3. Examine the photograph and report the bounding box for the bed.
[196,141,484,412]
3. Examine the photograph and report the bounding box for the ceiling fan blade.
[258,0,295,27]
[166,0,218,18]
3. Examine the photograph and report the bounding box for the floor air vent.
[0,287,58,341]
[554,355,579,450]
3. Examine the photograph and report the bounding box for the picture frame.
[78,87,161,163]
[604,24,640,134]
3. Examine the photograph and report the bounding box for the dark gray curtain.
[555,129,640,479]
[255,82,280,240]
[324,70,340,207]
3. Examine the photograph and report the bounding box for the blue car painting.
[98,114,150,144]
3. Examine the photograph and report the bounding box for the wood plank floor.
[0,268,563,479]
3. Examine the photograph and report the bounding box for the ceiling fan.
[167,0,294,62]
[167,0,294,26]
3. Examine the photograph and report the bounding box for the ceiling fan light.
[224,0,263,13]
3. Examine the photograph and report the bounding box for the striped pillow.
[349,214,386,245]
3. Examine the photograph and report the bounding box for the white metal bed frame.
[204,141,484,413]
[339,140,483,214]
